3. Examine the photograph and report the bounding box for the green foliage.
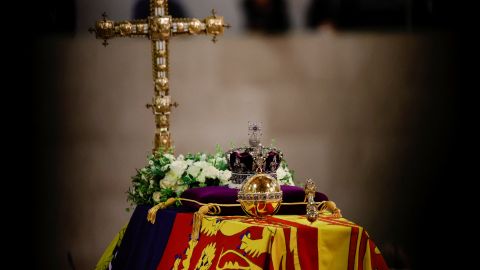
[127,147,232,207]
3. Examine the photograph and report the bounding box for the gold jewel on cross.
[89,0,230,153]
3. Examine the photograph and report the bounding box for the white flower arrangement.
[276,162,295,186]
[127,148,232,206]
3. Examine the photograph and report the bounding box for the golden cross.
[89,0,230,152]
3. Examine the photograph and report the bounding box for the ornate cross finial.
[89,12,112,47]
[248,122,262,148]
[89,0,230,153]
[209,9,231,43]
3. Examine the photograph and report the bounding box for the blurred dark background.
[28,0,470,269]
[34,0,460,35]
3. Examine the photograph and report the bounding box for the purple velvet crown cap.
[180,185,328,216]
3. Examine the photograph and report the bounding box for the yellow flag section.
[157,213,388,270]
[274,215,388,270]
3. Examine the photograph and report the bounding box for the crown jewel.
[226,122,283,186]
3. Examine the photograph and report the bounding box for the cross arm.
[89,13,149,46]
[90,9,230,46]
[171,10,230,42]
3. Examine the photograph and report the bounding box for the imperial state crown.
[225,123,283,186]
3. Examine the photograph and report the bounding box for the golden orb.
[237,173,282,218]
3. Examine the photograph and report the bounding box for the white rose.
[148,160,154,166]
[152,191,161,203]
[187,164,201,177]
[218,170,232,184]
[160,171,178,189]
[193,161,206,169]
[202,165,220,179]
[196,166,216,183]
[276,167,287,180]
[200,154,207,161]
[170,160,188,178]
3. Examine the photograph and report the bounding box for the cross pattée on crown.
[248,122,262,148]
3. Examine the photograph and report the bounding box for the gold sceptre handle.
[305,179,319,223]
